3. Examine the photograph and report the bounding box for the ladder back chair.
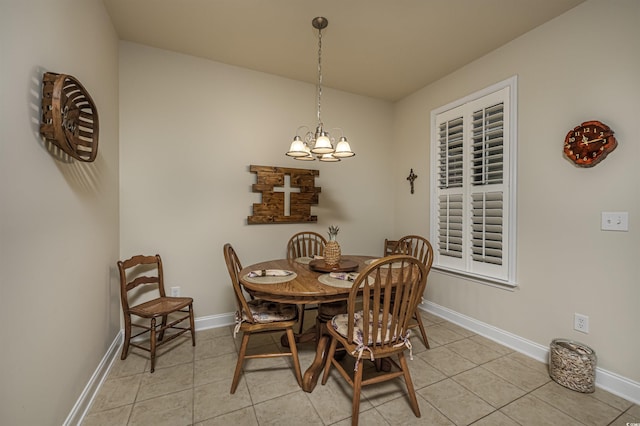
[390,235,434,348]
[321,255,427,425]
[223,243,303,394]
[117,254,195,373]
[286,231,327,333]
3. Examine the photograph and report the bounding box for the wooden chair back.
[286,231,327,260]
[223,243,256,323]
[393,235,434,272]
[348,255,427,350]
[118,254,166,313]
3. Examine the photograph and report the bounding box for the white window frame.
[430,76,517,287]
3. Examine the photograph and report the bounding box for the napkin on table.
[329,272,358,281]
[248,269,293,278]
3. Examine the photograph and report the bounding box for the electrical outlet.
[574,313,589,333]
[170,286,180,297]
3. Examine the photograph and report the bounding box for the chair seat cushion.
[242,299,298,323]
[331,310,395,346]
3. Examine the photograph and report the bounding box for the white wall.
[119,42,394,318]
[394,0,639,383]
[0,1,120,424]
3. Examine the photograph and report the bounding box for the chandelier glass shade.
[286,17,355,162]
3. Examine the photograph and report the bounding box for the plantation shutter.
[431,81,514,284]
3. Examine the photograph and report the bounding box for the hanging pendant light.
[286,17,355,162]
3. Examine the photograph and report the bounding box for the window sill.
[431,266,518,291]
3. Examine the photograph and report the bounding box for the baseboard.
[66,312,236,425]
[63,330,123,426]
[420,301,640,405]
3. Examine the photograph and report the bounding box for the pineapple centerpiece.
[324,225,341,266]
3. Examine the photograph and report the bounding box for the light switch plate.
[601,212,629,231]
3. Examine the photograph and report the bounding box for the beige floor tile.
[108,352,148,378]
[426,324,468,345]
[193,377,252,422]
[532,381,622,425]
[82,404,132,426]
[309,368,374,424]
[472,410,520,426]
[501,394,584,426]
[416,346,477,376]
[253,391,324,425]
[194,406,258,425]
[590,387,635,412]
[136,362,194,401]
[128,388,193,426]
[404,355,447,390]
[468,334,514,356]
[195,334,237,360]
[452,366,527,408]
[244,365,301,404]
[89,373,141,412]
[504,351,548,375]
[483,355,551,392]
[627,404,640,419]
[194,352,238,387]
[417,378,495,425]
[446,338,504,365]
[419,310,448,324]
[610,411,640,425]
[377,395,454,425]
[197,325,233,341]
[150,336,195,370]
[441,321,476,338]
[330,408,392,426]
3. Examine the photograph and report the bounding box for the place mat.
[318,272,370,288]
[243,270,297,284]
[364,258,405,268]
[294,256,313,265]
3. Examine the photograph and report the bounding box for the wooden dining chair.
[321,255,427,425]
[117,254,196,373]
[286,231,327,333]
[223,243,303,394]
[390,235,434,348]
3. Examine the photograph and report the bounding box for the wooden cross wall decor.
[248,165,321,224]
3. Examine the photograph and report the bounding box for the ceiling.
[102,0,584,102]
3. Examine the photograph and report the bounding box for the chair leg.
[351,359,363,426]
[231,332,250,394]
[189,305,196,346]
[121,315,131,360]
[321,337,338,385]
[414,311,430,349]
[158,315,168,341]
[150,317,157,373]
[398,352,421,418]
[285,328,303,387]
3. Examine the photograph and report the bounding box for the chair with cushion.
[117,254,196,373]
[286,231,327,333]
[390,235,434,348]
[223,243,303,394]
[321,255,427,425]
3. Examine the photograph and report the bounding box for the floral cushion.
[330,310,412,370]
[234,299,298,337]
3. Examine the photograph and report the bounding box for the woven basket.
[549,338,596,393]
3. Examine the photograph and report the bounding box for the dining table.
[239,254,377,392]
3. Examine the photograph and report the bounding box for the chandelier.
[286,17,355,162]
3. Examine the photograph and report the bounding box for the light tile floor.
[83,312,639,425]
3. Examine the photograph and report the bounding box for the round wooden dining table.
[239,254,376,392]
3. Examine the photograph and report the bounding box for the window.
[430,77,517,286]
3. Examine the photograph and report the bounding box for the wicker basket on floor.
[548,338,596,393]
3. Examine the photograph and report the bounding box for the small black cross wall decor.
[406,168,418,194]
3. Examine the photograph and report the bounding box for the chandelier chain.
[317,27,323,126]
